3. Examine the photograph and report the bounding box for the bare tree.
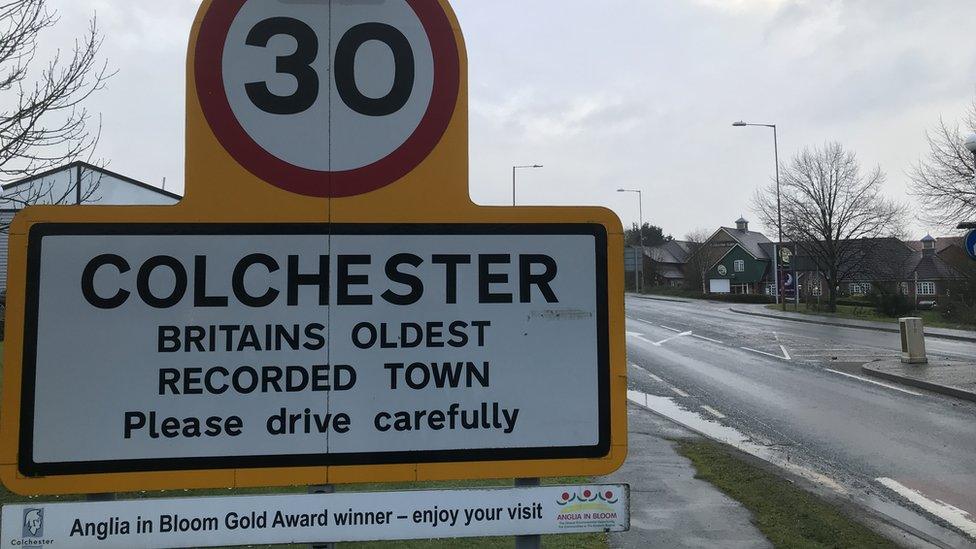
[683,228,717,294]
[909,98,976,227]
[0,0,111,189]
[754,142,906,311]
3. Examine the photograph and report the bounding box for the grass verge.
[677,440,894,549]
[764,304,975,331]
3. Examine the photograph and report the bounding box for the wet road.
[625,296,976,547]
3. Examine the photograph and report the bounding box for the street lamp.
[734,120,785,310]
[618,188,644,293]
[512,165,543,206]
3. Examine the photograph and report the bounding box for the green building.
[700,218,774,295]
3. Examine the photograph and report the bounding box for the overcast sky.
[44,0,976,239]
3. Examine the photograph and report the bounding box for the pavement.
[608,404,771,549]
[863,360,976,403]
[726,302,976,343]
[624,296,976,548]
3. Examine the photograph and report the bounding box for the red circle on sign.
[195,0,460,198]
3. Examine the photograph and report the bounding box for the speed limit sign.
[195,0,460,197]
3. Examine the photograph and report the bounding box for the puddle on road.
[627,390,846,492]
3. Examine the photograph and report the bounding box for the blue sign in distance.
[966,230,976,261]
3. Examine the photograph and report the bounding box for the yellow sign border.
[0,0,627,496]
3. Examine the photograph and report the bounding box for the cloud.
[19,0,976,238]
[691,0,790,13]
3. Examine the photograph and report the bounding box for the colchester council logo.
[23,508,44,538]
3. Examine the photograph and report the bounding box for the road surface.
[625,296,976,548]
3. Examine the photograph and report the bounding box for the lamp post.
[734,121,785,310]
[960,134,976,231]
[618,188,644,293]
[512,165,543,206]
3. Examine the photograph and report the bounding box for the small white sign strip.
[1,485,629,547]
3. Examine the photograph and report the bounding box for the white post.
[309,485,336,549]
[514,479,541,549]
[772,243,780,304]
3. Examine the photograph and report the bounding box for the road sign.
[0,0,626,496]
[781,269,796,298]
[966,230,976,261]
[195,0,460,198]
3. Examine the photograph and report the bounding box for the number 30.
[244,17,416,117]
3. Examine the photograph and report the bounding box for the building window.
[916,281,936,296]
[765,283,777,296]
[811,282,822,297]
[731,284,751,295]
[734,260,745,273]
[849,282,872,295]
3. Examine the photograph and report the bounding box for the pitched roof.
[905,236,965,253]
[719,227,773,259]
[655,265,685,279]
[791,237,967,281]
[1,160,182,200]
[908,253,967,281]
[646,240,692,264]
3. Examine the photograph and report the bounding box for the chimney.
[736,217,749,232]
[921,234,936,257]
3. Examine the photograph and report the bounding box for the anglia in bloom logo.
[555,488,619,530]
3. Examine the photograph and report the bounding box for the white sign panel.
[19,224,610,476]
[1,484,630,547]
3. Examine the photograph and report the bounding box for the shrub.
[873,293,913,318]
[942,298,976,325]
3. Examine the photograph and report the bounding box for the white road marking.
[630,317,657,327]
[701,405,727,419]
[659,325,683,333]
[628,364,665,384]
[670,387,690,397]
[692,334,724,344]
[876,478,976,538]
[626,331,653,344]
[741,346,791,361]
[825,369,924,397]
[653,331,693,346]
[779,345,792,361]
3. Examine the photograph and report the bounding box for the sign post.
[965,229,976,262]
[1,3,627,544]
